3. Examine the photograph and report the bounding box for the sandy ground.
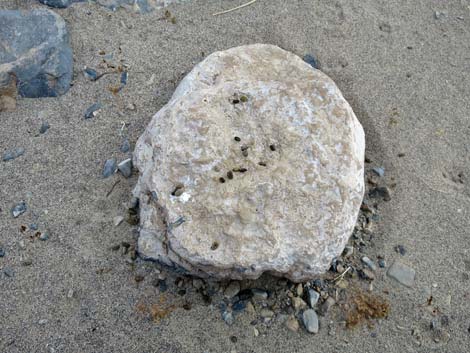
[1,0,470,352]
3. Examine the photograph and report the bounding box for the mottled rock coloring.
[134,44,365,281]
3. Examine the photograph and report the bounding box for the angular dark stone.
[39,0,72,8]
[0,9,73,98]
[84,102,102,119]
[102,158,117,178]
[303,54,318,69]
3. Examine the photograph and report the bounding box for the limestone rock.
[0,8,72,98]
[134,44,365,281]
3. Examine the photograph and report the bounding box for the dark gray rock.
[120,139,130,153]
[0,8,73,98]
[3,267,14,277]
[307,288,320,308]
[2,147,24,161]
[103,159,117,178]
[303,54,318,69]
[39,0,72,8]
[0,248,5,257]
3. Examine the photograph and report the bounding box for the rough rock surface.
[134,44,365,281]
[0,8,72,98]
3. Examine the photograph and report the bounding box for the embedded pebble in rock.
[260,309,274,318]
[252,289,268,301]
[118,158,133,178]
[307,288,320,308]
[387,260,415,287]
[2,147,24,162]
[135,44,365,281]
[302,309,319,333]
[286,315,299,332]
[11,201,27,218]
[361,256,377,271]
[39,122,50,134]
[102,159,117,178]
[224,281,241,298]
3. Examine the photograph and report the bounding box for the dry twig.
[213,0,258,16]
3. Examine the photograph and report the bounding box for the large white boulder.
[133,44,365,282]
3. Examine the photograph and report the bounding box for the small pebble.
[378,258,386,268]
[38,319,48,325]
[260,309,274,318]
[3,267,14,277]
[302,309,319,333]
[359,268,375,280]
[361,256,377,271]
[0,248,5,257]
[251,288,268,301]
[222,311,234,325]
[246,301,255,314]
[84,67,98,81]
[318,297,336,316]
[292,297,307,311]
[343,245,354,257]
[387,260,415,287]
[120,71,128,85]
[395,245,406,255]
[29,223,38,231]
[39,232,49,241]
[232,300,247,312]
[39,122,50,134]
[67,289,74,298]
[286,315,299,332]
[296,283,303,297]
[114,216,124,226]
[120,139,130,153]
[307,288,320,308]
[224,281,241,298]
[372,167,385,177]
[369,186,392,201]
[11,201,27,218]
[2,147,25,162]
[253,327,259,337]
[117,158,133,178]
[84,102,102,119]
[102,158,117,178]
[303,54,318,69]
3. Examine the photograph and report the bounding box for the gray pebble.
[369,186,392,201]
[102,158,117,178]
[120,139,130,153]
[84,67,98,81]
[84,102,102,119]
[117,158,132,178]
[361,256,377,271]
[0,248,5,257]
[39,122,50,134]
[2,147,25,162]
[39,232,49,241]
[29,223,38,230]
[224,281,240,298]
[307,288,320,308]
[11,201,27,218]
[372,167,385,177]
[222,311,234,325]
[378,258,386,268]
[387,260,415,287]
[3,267,14,277]
[302,309,319,333]
[251,288,268,301]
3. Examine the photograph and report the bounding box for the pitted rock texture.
[134,44,365,282]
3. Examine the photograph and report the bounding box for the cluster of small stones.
[115,158,429,336]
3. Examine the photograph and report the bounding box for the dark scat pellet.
[211,241,219,250]
[171,184,184,196]
[269,144,276,151]
[258,162,267,167]
[230,336,238,343]
[227,171,233,179]
[232,99,240,104]
[242,150,249,157]
[183,303,192,310]
[234,136,241,142]
[219,177,225,183]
